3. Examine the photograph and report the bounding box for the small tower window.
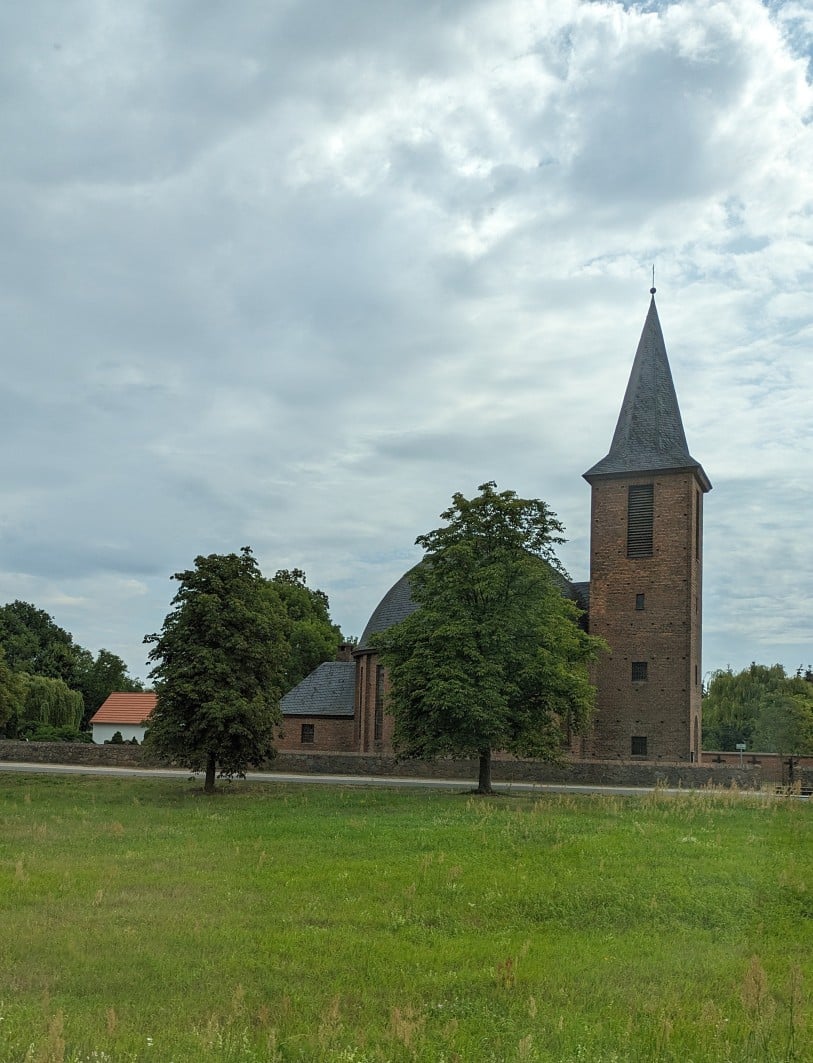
[627,484,654,558]
[631,661,648,682]
[301,723,315,744]
[635,593,645,611]
[631,736,648,756]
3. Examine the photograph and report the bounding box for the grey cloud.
[1,0,812,681]
[0,528,165,582]
[565,47,749,205]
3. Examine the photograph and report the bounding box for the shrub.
[21,723,85,743]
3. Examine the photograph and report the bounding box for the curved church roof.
[357,561,586,651]
[357,567,420,649]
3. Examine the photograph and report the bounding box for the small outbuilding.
[90,692,157,744]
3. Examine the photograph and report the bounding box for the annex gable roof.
[280,661,355,717]
[90,692,156,726]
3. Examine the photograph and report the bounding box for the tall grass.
[0,775,809,1061]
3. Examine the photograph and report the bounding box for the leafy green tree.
[0,601,142,732]
[0,601,82,687]
[74,648,144,728]
[144,548,286,793]
[0,648,26,737]
[752,692,813,757]
[703,663,813,754]
[374,482,605,794]
[270,568,342,691]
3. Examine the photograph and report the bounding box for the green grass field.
[0,774,810,1062]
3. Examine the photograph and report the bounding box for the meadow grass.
[0,774,810,1062]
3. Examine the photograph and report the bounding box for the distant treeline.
[702,663,813,755]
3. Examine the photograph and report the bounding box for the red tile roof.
[90,692,157,725]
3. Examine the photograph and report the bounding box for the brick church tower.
[583,290,711,762]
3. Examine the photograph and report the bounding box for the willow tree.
[374,482,605,794]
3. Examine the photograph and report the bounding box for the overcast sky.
[2,0,812,684]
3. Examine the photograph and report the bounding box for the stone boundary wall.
[0,740,166,769]
[0,740,768,789]
[271,751,762,789]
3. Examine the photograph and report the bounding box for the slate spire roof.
[583,291,711,491]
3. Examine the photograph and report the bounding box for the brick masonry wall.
[275,717,357,752]
[705,750,813,785]
[354,652,396,754]
[0,740,769,789]
[588,472,704,761]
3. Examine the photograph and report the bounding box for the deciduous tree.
[270,569,342,690]
[0,601,143,733]
[144,548,286,793]
[0,649,26,737]
[703,663,813,755]
[374,482,605,793]
[0,601,81,687]
[74,648,144,728]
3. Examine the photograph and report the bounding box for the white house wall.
[91,723,147,744]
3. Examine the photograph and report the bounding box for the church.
[278,290,711,763]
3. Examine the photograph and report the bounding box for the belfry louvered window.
[627,484,654,557]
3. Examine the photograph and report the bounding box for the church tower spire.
[583,291,710,763]
[584,290,710,489]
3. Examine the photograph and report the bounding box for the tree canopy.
[0,648,26,737]
[269,568,343,691]
[0,600,143,737]
[703,663,813,755]
[0,601,82,688]
[74,648,145,728]
[373,482,605,793]
[145,548,294,792]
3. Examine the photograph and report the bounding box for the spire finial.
[650,264,656,296]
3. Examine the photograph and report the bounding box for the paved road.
[0,759,774,799]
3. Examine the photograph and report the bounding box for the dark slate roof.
[584,294,711,491]
[280,661,355,717]
[357,567,419,650]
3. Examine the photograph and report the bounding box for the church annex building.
[279,291,711,764]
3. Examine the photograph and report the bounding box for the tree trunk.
[204,753,216,794]
[477,749,493,795]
